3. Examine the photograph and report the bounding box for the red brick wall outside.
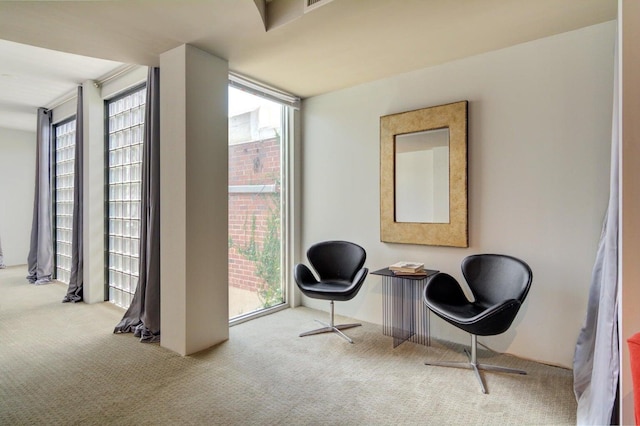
[228,136,280,293]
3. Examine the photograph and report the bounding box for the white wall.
[49,66,146,302]
[620,0,640,422]
[300,21,616,368]
[0,128,36,266]
[81,81,107,304]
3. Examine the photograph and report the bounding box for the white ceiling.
[0,0,616,133]
[0,39,125,132]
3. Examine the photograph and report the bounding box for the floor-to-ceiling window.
[106,86,146,309]
[53,118,76,284]
[228,75,298,321]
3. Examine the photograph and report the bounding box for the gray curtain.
[573,34,619,425]
[114,67,161,342]
[63,87,84,303]
[27,108,53,284]
[0,233,5,268]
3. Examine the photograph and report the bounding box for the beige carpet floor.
[0,265,576,425]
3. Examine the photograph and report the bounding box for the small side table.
[371,267,439,348]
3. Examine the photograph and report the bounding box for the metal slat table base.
[374,268,438,348]
[382,277,431,348]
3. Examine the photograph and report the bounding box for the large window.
[228,76,297,320]
[53,118,76,284]
[106,86,146,309]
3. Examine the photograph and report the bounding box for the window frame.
[227,74,300,325]
[52,116,77,284]
[104,83,147,309]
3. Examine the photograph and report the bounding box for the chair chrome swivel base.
[425,334,526,394]
[299,300,361,344]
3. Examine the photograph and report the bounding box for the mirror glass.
[380,101,467,247]
[395,128,450,223]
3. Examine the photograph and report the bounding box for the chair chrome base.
[299,300,361,343]
[425,334,526,394]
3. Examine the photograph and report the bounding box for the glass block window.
[106,86,145,309]
[54,119,76,284]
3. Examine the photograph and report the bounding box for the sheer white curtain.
[26,108,53,284]
[573,30,620,425]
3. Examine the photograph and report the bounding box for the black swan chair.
[423,254,532,393]
[294,241,368,344]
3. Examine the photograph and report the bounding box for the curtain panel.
[63,86,84,303]
[26,108,53,284]
[114,67,161,342]
[0,233,5,268]
[573,33,620,425]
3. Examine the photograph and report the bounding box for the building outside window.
[228,77,297,320]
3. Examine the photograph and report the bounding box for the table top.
[371,267,439,280]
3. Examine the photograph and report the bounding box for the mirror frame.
[380,101,468,247]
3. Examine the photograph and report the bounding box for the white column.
[160,45,229,356]
[82,81,105,304]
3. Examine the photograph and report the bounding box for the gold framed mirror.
[380,101,468,247]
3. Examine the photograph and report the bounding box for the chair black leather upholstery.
[423,254,532,393]
[294,241,368,343]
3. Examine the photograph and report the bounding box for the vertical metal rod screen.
[382,275,430,347]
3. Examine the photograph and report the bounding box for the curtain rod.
[45,64,143,110]
[229,71,301,109]
[45,91,77,111]
[96,64,141,86]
